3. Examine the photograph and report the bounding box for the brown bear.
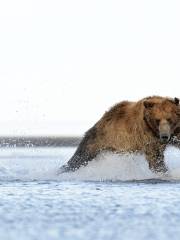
[60,96,180,174]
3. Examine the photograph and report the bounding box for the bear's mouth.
[159,134,171,143]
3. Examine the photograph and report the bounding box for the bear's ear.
[143,101,155,109]
[174,97,179,106]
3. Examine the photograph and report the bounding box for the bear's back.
[101,101,135,123]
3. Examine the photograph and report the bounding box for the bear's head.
[143,97,180,143]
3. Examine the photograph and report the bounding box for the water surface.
[0,146,180,240]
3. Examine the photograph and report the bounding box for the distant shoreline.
[0,136,82,148]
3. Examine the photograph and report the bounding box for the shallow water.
[0,146,180,240]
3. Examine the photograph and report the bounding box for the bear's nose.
[160,134,170,143]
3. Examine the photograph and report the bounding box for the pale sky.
[0,0,180,136]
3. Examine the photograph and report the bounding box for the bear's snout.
[159,120,171,143]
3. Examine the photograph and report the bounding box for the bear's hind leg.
[60,150,98,173]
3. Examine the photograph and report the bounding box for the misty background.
[0,0,180,136]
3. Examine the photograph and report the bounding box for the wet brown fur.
[61,96,180,173]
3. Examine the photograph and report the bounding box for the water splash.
[59,146,180,181]
[0,146,180,181]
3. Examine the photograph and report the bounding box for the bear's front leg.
[170,133,180,148]
[144,143,167,174]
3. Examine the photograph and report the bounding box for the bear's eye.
[155,119,160,125]
[167,118,172,124]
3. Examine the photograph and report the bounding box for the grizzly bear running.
[60,96,180,174]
